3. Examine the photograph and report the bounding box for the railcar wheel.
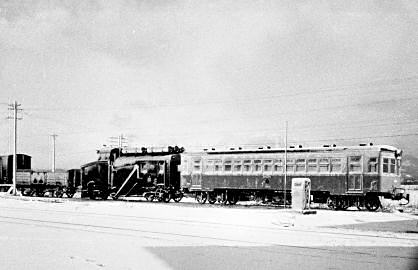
[335,198,349,211]
[326,197,335,210]
[196,192,207,204]
[365,196,380,211]
[55,190,64,198]
[356,198,365,211]
[227,194,239,205]
[208,193,217,204]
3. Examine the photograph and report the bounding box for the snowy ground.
[0,194,417,269]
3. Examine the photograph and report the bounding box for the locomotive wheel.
[144,193,153,201]
[173,191,183,203]
[196,192,207,204]
[101,192,109,200]
[162,192,171,203]
[365,196,380,211]
[66,192,75,198]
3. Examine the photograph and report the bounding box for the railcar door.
[191,159,202,189]
[347,156,363,192]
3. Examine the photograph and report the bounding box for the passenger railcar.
[179,144,406,210]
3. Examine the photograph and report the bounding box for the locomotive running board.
[112,165,140,199]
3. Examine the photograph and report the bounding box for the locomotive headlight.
[394,180,397,183]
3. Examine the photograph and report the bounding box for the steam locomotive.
[81,147,184,202]
[81,143,407,211]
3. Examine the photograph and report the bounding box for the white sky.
[1,0,418,169]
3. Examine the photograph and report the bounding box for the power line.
[23,76,418,112]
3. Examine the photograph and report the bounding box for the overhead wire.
[23,75,418,111]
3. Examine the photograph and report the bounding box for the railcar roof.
[184,145,400,155]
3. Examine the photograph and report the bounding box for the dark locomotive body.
[81,147,183,201]
[180,144,405,210]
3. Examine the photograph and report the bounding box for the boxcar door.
[347,156,363,193]
[191,158,202,189]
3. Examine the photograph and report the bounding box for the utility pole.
[284,121,288,209]
[109,134,128,154]
[8,101,22,195]
[50,134,58,173]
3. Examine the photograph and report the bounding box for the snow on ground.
[1,193,417,231]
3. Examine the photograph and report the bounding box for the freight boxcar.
[0,154,31,184]
[17,170,76,198]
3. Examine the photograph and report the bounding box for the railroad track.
[1,201,417,242]
[0,207,417,264]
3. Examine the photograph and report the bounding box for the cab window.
[368,158,378,173]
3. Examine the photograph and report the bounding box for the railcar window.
[224,160,232,172]
[233,160,242,172]
[286,159,295,172]
[349,156,362,172]
[254,160,262,172]
[330,158,342,172]
[307,159,318,172]
[213,160,222,172]
[383,158,389,173]
[368,158,378,173]
[296,159,306,172]
[274,159,283,172]
[205,160,214,172]
[319,158,329,172]
[264,160,273,172]
[243,160,252,172]
[390,159,396,174]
